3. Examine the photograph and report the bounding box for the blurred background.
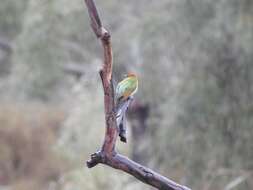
[0,0,253,190]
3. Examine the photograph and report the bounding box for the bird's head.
[127,72,137,77]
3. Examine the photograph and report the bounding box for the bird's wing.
[116,76,138,102]
[116,79,131,98]
[116,96,133,122]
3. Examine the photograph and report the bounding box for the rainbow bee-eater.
[115,72,138,143]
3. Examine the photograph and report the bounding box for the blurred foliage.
[0,0,253,190]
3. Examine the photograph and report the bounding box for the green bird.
[115,72,138,143]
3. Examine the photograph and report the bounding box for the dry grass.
[0,103,68,190]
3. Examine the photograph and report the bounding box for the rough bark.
[84,1,191,189]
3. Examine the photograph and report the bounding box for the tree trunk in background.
[128,100,149,164]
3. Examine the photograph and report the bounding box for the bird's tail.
[116,97,133,143]
[118,113,127,142]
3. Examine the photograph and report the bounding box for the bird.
[115,72,138,143]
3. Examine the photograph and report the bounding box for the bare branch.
[87,153,191,190]
[84,0,116,155]
[83,1,191,189]
[84,0,102,38]
[225,175,249,190]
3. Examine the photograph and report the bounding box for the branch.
[225,175,249,190]
[87,152,191,190]
[83,1,191,189]
[84,0,116,157]
[84,0,102,38]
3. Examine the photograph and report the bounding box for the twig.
[225,175,249,190]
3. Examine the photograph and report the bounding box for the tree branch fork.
[83,1,191,189]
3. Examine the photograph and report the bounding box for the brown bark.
[84,1,191,190]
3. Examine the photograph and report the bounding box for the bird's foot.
[119,135,127,143]
[119,130,127,143]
